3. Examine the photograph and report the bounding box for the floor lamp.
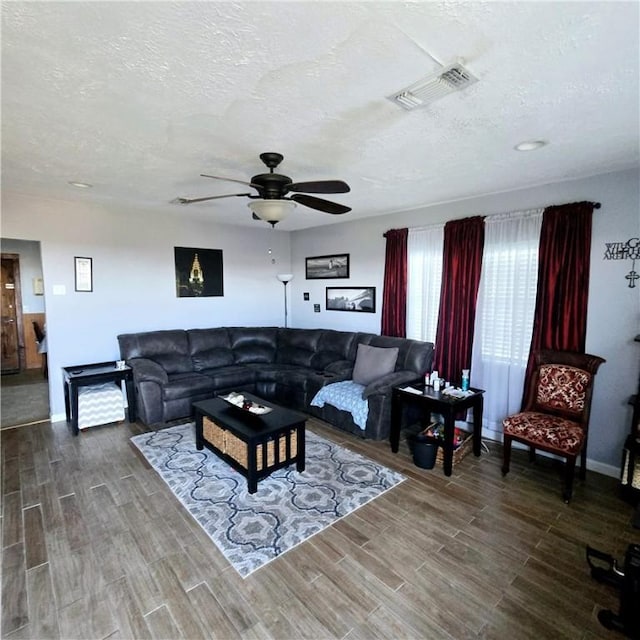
[276,273,293,328]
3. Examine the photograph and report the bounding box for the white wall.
[3,169,638,473]
[1,193,291,418]
[0,238,45,314]
[291,224,386,334]
[291,169,640,472]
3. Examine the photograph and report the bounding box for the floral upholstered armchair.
[502,349,605,502]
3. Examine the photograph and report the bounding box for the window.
[406,225,444,344]
[470,209,543,432]
[475,242,539,363]
[406,210,543,434]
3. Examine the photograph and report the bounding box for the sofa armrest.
[128,358,169,385]
[362,370,421,399]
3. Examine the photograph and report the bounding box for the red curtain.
[381,228,408,337]
[433,216,485,384]
[523,201,596,396]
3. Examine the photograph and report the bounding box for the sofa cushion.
[118,330,192,374]
[244,363,300,382]
[352,343,399,386]
[188,328,234,371]
[274,366,328,389]
[163,372,216,401]
[229,327,278,364]
[200,364,257,389]
[366,334,434,376]
[310,330,358,370]
[276,328,322,367]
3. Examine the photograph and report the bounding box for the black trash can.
[411,433,440,469]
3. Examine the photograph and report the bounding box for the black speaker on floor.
[586,544,640,638]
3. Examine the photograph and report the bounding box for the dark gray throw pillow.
[352,343,399,386]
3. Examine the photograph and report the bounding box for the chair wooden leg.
[579,448,587,481]
[563,456,577,503]
[502,435,512,476]
[528,445,536,463]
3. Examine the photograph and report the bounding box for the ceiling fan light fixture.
[248,199,296,225]
[177,153,349,220]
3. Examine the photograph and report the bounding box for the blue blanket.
[310,380,369,430]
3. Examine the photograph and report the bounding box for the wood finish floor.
[1,416,638,639]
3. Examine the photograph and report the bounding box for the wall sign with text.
[74,257,93,292]
[603,237,639,288]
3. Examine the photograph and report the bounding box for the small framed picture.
[303,292,310,301]
[305,254,349,279]
[74,257,93,292]
[314,304,321,312]
[326,287,376,313]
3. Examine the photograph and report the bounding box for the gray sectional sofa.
[117,326,434,440]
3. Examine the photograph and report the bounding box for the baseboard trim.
[585,459,620,479]
[480,428,620,479]
[1,418,49,430]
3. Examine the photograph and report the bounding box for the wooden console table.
[390,384,485,476]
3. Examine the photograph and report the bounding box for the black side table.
[390,384,485,476]
[62,362,136,436]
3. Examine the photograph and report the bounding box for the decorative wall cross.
[603,237,639,288]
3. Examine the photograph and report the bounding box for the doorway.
[1,241,50,428]
[1,254,24,373]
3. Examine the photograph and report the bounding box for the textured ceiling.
[2,1,638,230]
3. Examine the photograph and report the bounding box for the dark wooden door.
[1,255,23,373]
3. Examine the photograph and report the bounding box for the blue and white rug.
[131,423,405,577]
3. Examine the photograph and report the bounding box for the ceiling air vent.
[388,61,478,111]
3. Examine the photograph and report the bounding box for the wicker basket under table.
[435,432,473,467]
[193,394,306,494]
[417,424,474,468]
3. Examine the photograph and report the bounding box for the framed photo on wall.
[326,287,375,313]
[174,247,224,297]
[74,256,93,292]
[305,254,349,279]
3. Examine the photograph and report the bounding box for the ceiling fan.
[173,152,351,226]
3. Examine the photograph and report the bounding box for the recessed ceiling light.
[68,181,93,188]
[514,140,548,152]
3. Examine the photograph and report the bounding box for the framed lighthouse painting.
[174,247,224,297]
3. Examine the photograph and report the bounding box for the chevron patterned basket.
[78,382,125,430]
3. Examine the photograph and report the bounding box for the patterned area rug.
[131,423,405,577]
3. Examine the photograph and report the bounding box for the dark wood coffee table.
[193,393,306,493]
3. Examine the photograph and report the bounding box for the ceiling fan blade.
[171,193,252,205]
[200,174,262,189]
[290,194,351,215]
[287,180,350,194]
